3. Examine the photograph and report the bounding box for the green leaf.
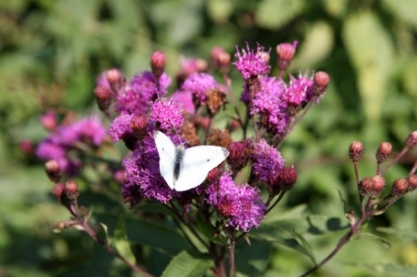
[342,11,395,122]
[382,0,417,29]
[353,263,417,277]
[256,0,305,29]
[124,218,191,256]
[291,230,316,265]
[377,227,417,241]
[161,250,212,277]
[235,239,271,276]
[95,213,191,256]
[114,217,136,265]
[196,216,224,244]
[100,223,110,248]
[352,232,391,249]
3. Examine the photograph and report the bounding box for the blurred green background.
[2,0,417,276]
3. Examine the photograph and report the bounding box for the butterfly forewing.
[173,145,229,191]
[154,131,177,189]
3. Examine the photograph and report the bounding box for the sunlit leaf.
[161,250,212,277]
[256,0,305,29]
[114,217,136,265]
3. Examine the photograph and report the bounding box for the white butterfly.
[154,131,230,191]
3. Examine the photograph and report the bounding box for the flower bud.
[19,140,34,156]
[106,68,122,84]
[65,180,79,200]
[150,51,166,78]
[312,71,330,96]
[349,141,363,163]
[130,114,148,140]
[94,86,112,112]
[55,221,67,230]
[391,178,409,196]
[376,142,392,163]
[113,170,125,184]
[407,175,417,192]
[206,167,220,183]
[210,46,224,68]
[227,140,250,172]
[276,41,297,71]
[45,160,61,182]
[51,183,65,200]
[269,167,297,195]
[40,112,57,132]
[405,131,417,149]
[358,177,376,197]
[218,52,231,74]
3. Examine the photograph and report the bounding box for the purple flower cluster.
[250,139,285,183]
[206,174,266,232]
[36,116,106,175]
[114,71,171,115]
[233,43,271,80]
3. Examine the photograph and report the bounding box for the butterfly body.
[154,131,229,191]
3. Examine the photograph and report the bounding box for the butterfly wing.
[154,131,176,189]
[173,145,229,191]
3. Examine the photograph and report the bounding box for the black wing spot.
[206,158,210,162]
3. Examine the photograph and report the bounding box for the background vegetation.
[1,0,417,276]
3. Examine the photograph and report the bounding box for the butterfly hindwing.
[173,145,229,191]
[154,131,176,189]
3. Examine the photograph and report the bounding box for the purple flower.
[250,139,284,183]
[115,71,171,114]
[233,43,271,80]
[181,73,218,102]
[108,113,134,142]
[251,76,289,134]
[172,90,196,114]
[282,73,314,105]
[149,98,184,132]
[36,116,106,176]
[57,116,106,146]
[206,174,266,232]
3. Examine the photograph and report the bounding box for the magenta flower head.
[149,98,184,132]
[115,70,171,115]
[250,139,285,183]
[172,90,196,114]
[206,174,266,232]
[282,72,314,106]
[250,76,289,135]
[181,72,218,103]
[233,43,271,80]
[36,116,106,176]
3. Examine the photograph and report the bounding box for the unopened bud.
[130,114,148,140]
[407,175,417,192]
[106,69,122,84]
[372,175,385,197]
[45,160,61,182]
[218,52,231,74]
[19,140,34,156]
[312,71,330,96]
[349,141,363,163]
[227,140,250,172]
[391,178,409,196]
[51,183,65,200]
[65,180,79,200]
[150,51,166,78]
[206,167,220,183]
[94,86,112,112]
[113,170,125,184]
[55,221,67,230]
[358,177,376,197]
[40,112,57,131]
[405,131,417,149]
[269,167,297,195]
[276,41,298,71]
[210,46,224,67]
[376,142,392,163]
